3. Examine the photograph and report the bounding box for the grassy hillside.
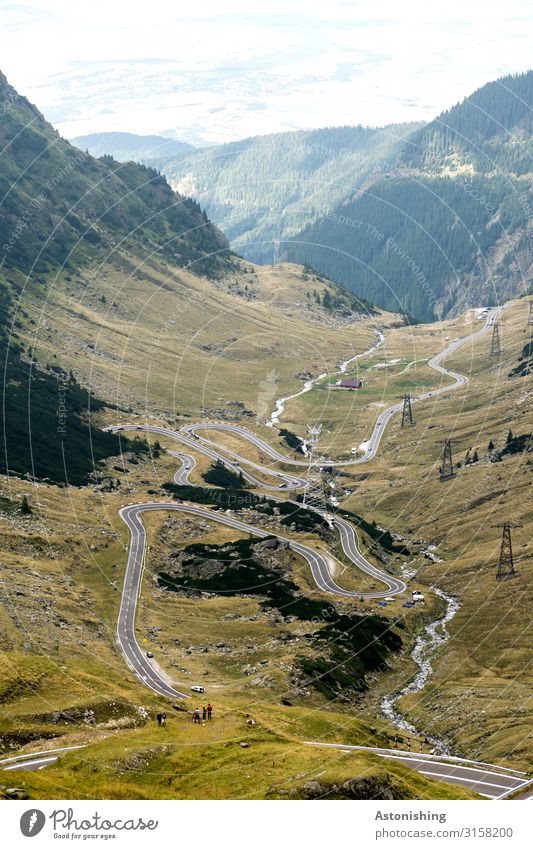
[0,71,380,485]
[0,67,234,483]
[0,440,472,800]
[268,296,532,765]
[12,259,379,427]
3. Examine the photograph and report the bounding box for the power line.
[436,438,459,481]
[401,394,414,427]
[302,423,322,507]
[492,522,521,581]
[490,322,501,355]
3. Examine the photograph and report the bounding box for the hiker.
[156,712,162,727]
[206,703,213,721]
[202,705,207,721]
[161,712,167,727]
[193,707,201,723]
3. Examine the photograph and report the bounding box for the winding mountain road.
[180,308,502,466]
[109,307,502,701]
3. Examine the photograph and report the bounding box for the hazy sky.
[1,0,532,145]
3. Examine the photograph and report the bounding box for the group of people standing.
[155,704,213,726]
[193,704,213,723]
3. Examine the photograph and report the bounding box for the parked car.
[146,652,154,658]
[191,685,205,693]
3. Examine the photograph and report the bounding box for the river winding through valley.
[112,309,501,750]
[267,328,385,427]
[380,587,460,754]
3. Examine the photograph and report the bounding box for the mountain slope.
[0,71,229,278]
[0,71,381,485]
[0,70,234,484]
[101,123,421,265]
[77,73,533,322]
[403,71,533,174]
[288,72,533,320]
[71,131,194,166]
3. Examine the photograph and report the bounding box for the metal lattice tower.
[529,301,533,327]
[401,394,414,427]
[495,522,519,581]
[490,322,502,355]
[272,240,281,265]
[302,423,322,507]
[436,438,457,480]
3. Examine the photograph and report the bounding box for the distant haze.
[1,1,532,145]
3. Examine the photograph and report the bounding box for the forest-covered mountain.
[288,72,533,320]
[0,71,228,279]
[76,72,532,321]
[402,71,533,174]
[0,71,231,484]
[77,123,421,265]
[71,131,194,166]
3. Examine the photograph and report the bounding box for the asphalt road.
[114,425,305,490]
[179,307,503,467]
[108,308,504,699]
[117,494,408,699]
[304,742,530,799]
[117,503,190,700]
[0,745,86,774]
[6,307,516,794]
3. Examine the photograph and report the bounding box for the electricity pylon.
[490,322,501,355]
[401,394,414,427]
[436,438,458,480]
[528,301,533,327]
[493,522,520,581]
[302,423,322,507]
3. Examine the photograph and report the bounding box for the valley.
[74,72,533,322]
[0,67,531,803]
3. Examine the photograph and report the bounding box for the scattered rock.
[1,786,29,800]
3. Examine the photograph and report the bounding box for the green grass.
[13,704,477,800]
